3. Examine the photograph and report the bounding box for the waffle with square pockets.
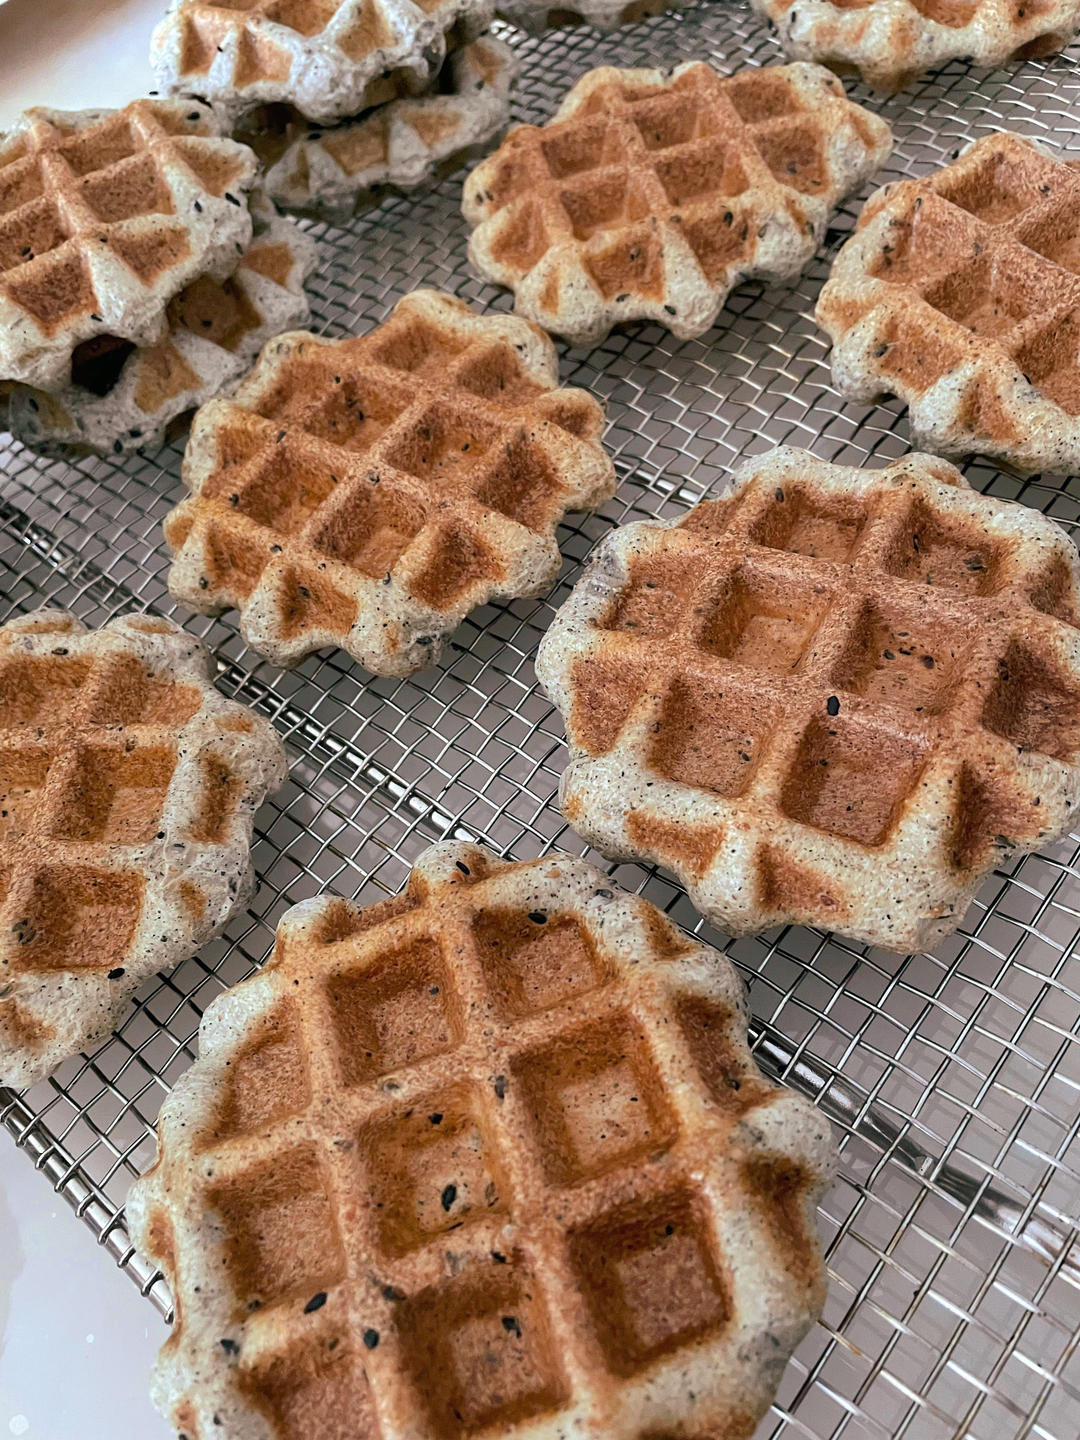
[462,60,892,346]
[126,840,836,1440]
[164,289,615,675]
[750,0,1080,93]
[0,98,258,393]
[536,447,1080,954]
[496,0,694,33]
[3,193,318,457]
[151,0,496,125]
[0,610,287,1090]
[253,36,517,222]
[818,132,1080,478]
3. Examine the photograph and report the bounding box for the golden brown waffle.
[5,195,318,457]
[536,447,1080,954]
[750,0,1080,92]
[462,61,892,346]
[0,610,287,1089]
[127,840,836,1440]
[164,289,615,675]
[496,0,693,32]
[249,36,517,222]
[151,0,496,125]
[818,133,1080,477]
[0,98,258,393]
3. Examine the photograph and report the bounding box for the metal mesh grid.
[3,4,1080,1435]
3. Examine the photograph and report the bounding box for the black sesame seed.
[304,1292,327,1314]
[382,1284,405,1301]
[363,1328,380,1349]
[429,1112,443,1125]
[456,861,470,875]
[493,1075,507,1100]
[225,192,241,205]
[194,200,203,213]
[826,695,840,716]
[595,887,613,898]
[491,1251,507,1264]
[502,1315,522,1337]
[107,967,125,979]
[663,305,676,316]
[441,1184,457,1211]
[922,654,935,669]
[529,910,547,924]
[219,1338,239,1355]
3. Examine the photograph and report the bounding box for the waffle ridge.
[536,446,1080,953]
[127,840,836,1440]
[818,132,1080,476]
[253,36,517,222]
[151,0,496,125]
[0,98,258,392]
[750,0,1080,93]
[4,193,318,457]
[0,609,287,1089]
[462,60,892,346]
[164,288,615,674]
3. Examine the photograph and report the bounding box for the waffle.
[496,0,694,32]
[750,0,1080,93]
[164,289,615,675]
[127,839,836,1440]
[250,36,517,222]
[536,447,1080,954]
[0,98,258,394]
[462,61,892,347]
[0,610,287,1090]
[817,133,1080,477]
[151,0,497,125]
[4,196,318,458]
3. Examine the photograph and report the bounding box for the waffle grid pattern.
[537,449,1080,951]
[165,290,614,674]
[750,0,1080,92]
[151,0,497,124]
[0,99,257,391]
[129,844,833,1438]
[3,3,1080,1438]
[819,132,1080,476]
[464,60,892,344]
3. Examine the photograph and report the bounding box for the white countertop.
[0,4,178,1433]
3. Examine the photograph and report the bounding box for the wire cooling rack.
[3,5,1080,1437]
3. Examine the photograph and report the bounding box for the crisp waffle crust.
[0,99,258,393]
[462,60,892,346]
[164,289,616,675]
[751,0,1080,93]
[127,840,835,1440]
[818,132,1080,477]
[0,610,287,1089]
[151,0,496,124]
[5,194,318,457]
[255,37,517,222]
[536,446,1080,953]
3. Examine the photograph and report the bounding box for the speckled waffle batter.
[496,0,694,33]
[750,0,1080,93]
[248,36,516,223]
[0,610,287,1089]
[818,132,1080,477]
[0,98,257,393]
[537,447,1080,954]
[151,0,496,125]
[462,60,892,346]
[4,194,317,457]
[127,840,835,1440]
[164,289,615,675]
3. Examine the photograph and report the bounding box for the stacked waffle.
[0,99,317,457]
[151,1,514,220]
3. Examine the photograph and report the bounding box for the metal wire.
[3,4,1080,1435]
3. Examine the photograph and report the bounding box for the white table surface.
[1,2,179,1433]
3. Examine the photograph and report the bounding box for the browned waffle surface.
[126,841,836,1440]
[462,61,892,346]
[818,132,1080,477]
[750,0,1080,92]
[0,98,258,393]
[164,289,616,674]
[251,36,517,222]
[0,610,287,1089]
[151,0,496,125]
[495,0,694,32]
[536,446,1080,953]
[4,193,318,457]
